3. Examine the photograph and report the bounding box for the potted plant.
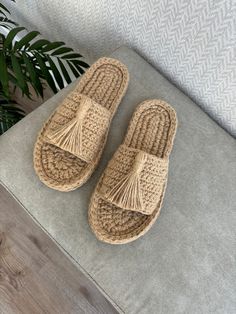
[0,1,89,134]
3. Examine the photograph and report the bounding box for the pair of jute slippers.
[34,57,177,244]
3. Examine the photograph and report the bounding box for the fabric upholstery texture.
[3,0,236,136]
[0,47,236,313]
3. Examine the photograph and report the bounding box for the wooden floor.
[0,184,118,314]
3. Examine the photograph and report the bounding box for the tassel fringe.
[46,98,91,157]
[105,151,147,211]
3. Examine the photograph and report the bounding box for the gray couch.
[0,47,235,314]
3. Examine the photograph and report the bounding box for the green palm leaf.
[57,58,72,84]
[11,53,29,96]
[0,101,24,135]
[22,52,43,97]
[29,39,49,50]
[46,55,64,89]
[67,61,81,78]
[0,3,10,15]
[4,27,24,49]
[41,41,65,53]
[34,52,58,93]
[0,51,9,97]
[51,47,73,56]
[14,31,40,51]
[70,60,85,75]
[0,16,17,27]
[61,53,83,59]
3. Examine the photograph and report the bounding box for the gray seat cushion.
[0,47,235,314]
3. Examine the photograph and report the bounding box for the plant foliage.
[0,1,89,134]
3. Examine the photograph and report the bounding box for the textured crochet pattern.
[89,100,177,244]
[34,57,129,191]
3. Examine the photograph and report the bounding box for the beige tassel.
[105,151,147,211]
[47,98,91,157]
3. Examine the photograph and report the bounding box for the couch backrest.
[3,0,236,136]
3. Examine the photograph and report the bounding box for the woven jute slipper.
[34,57,129,191]
[89,99,177,244]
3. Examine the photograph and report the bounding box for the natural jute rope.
[88,99,177,244]
[33,57,129,191]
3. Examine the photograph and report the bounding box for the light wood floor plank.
[0,184,119,314]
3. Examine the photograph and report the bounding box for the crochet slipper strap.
[45,93,111,163]
[99,144,169,215]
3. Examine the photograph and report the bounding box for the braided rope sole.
[33,58,129,191]
[88,100,177,244]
